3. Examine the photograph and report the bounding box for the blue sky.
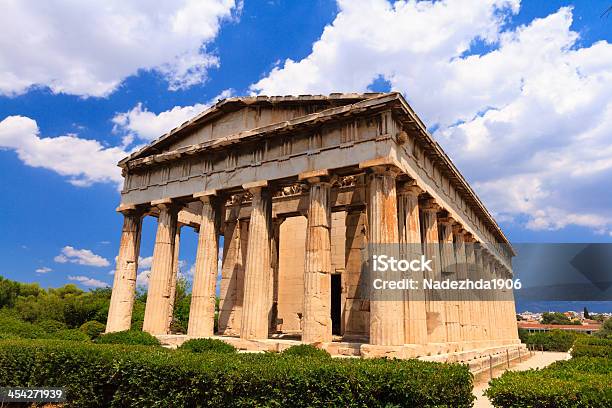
[0,1,611,310]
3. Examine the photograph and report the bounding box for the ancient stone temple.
[106,92,522,363]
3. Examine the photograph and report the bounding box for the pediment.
[120,93,385,165]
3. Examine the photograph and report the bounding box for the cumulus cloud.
[0,116,126,187]
[113,89,234,141]
[68,275,109,288]
[138,256,153,270]
[252,0,612,233]
[35,267,52,274]
[136,270,151,287]
[0,1,239,97]
[54,246,110,267]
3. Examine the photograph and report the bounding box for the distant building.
[518,321,601,335]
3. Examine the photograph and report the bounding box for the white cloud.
[54,246,110,267]
[137,270,151,287]
[0,116,126,187]
[113,88,234,141]
[251,0,612,233]
[138,256,153,270]
[0,1,239,97]
[35,267,52,274]
[68,275,109,288]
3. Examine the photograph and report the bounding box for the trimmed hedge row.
[0,339,474,407]
[485,366,612,407]
[95,330,160,346]
[571,337,612,358]
[523,329,578,352]
[486,337,612,407]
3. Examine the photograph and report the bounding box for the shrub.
[282,344,331,359]
[485,369,612,407]
[0,339,474,407]
[80,320,106,339]
[487,337,612,407]
[38,319,67,333]
[49,329,90,342]
[179,338,236,354]
[0,314,46,339]
[524,329,576,352]
[96,330,160,346]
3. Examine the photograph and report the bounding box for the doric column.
[302,175,333,343]
[367,167,404,346]
[452,225,471,343]
[483,251,499,342]
[143,201,179,334]
[166,225,181,331]
[269,217,284,333]
[464,235,480,342]
[106,208,143,333]
[397,181,428,345]
[474,244,491,342]
[188,192,221,337]
[240,182,272,340]
[506,266,519,341]
[421,199,447,344]
[438,216,460,344]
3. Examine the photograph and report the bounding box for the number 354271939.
[0,387,66,402]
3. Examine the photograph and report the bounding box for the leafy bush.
[179,338,235,354]
[485,369,612,407]
[282,344,331,359]
[487,336,612,407]
[38,319,67,333]
[80,321,106,339]
[524,329,576,352]
[96,330,160,346]
[0,314,46,339]
[0,339,474,407]
[48,329,90,342]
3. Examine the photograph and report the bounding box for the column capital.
[397,179,422,197]
[298,169,332,184]
[451,223,467,236]
[193,189,217,202]
[242,180,268,193]
[116,204,145,217]
[420,198,440,213]
[437,215,456,226]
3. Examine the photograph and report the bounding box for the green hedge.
[79,321,105,339]
[523,329,577,352]
[281,344,331,359]
[487,337,612,407]
[571,337,612,359]
[0,339,474,407]
[95,330,160,346]
[178,338,236,354]
[485,368,612,407]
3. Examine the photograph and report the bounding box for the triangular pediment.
[120,93,387,165]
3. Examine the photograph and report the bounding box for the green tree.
[583,306,590,319]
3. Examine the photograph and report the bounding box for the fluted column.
[240,182,272,340]
[269,217,283,333]
[438,217,460,343]
[367,167,404,346]
[106,208,143,333]
[421,199,447,344]
[397,182,427,344]
[452,225,471,343]
[464,235,480,342]
[302,177,333,343]
[188,193,221,337]
[166,225,181,331]
[143,201,179,334]
[483,251,499,342]
[474,245,492,343]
